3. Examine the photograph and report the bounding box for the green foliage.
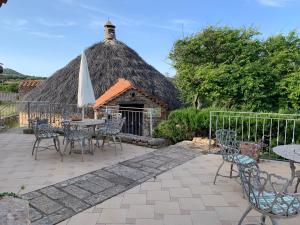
[0,192,19,199]
[0,82,19,92]
[170,26,300,112]
[154,107,215,143]
[0,186,25,199]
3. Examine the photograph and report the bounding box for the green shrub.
[154,107,216,143]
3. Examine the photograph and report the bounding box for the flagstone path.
[22,145,201,225]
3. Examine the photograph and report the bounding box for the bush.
[154,107,216,143]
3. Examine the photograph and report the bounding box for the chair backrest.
[216,129,240,159]
[61,120,72,138]
[106,117,126,133]
[216,129,237,148]
[32,119,49,137]
[237,161,300,217]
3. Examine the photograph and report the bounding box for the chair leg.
[63,140,70,155]
[238,206,252,225]
[32,139,38,155]
[56,137,63,162]
[229,163,234,178]
[260,215,266,225]
[101,136,106,150]
[214,160,225,184]
[270,217,279,225]
[118,136,123,151]
[79,140,84,162]
[53,138,58,151]
[35,140,41,160]
[89,138,94,155]
[112,136,117,155]
[295,178,300,193]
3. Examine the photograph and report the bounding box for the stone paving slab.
[22,145,201,225]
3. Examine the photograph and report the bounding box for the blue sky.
[1,0,300,77]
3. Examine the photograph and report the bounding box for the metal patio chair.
[96,117,125,155]
[236,161,300,225]
[62,121,93,162]
[214,129,256,184]
[289,162,300,193]
[32,119,62,161]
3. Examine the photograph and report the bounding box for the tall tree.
[170,26,300,112]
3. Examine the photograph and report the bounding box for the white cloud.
[170,19,196,26]
[37,18,77,27]
[1,18,28,30]
[29,31,65,39]
[256,0,295,7]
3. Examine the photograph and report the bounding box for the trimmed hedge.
[154,107,216,143]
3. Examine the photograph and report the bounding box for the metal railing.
[0,91,19,101]
[16,101,82,127]
[16,101,159,137]
[0,102,17,118]
[209,111,300,160]
[96,105,161,137]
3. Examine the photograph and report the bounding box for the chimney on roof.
[104,20,116,41]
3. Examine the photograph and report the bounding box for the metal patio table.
[70,119,105,135]
[273,144,300,192]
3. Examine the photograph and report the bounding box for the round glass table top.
[273,144,300,163]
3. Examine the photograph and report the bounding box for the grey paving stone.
[83,193,109,206]
[55,173,96,188]
[29,195,63,215]
[107,175,135,186]
[58,195,90,213]
[139,166,162,174]
[101,185,128,197]
[75,181,105,194]
[31,207,73,225]
[29,207,43,222]
[105,164,149,180]
[22,191,42,200]
[92,169,119,179]
[62,185,92,199]
[93,170,135,186]
[87,176,114,189]
[40,186,68,200]
[139,160,161,168]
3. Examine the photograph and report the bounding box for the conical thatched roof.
[24,40,180,109]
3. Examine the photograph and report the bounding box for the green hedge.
[154,107,216,143]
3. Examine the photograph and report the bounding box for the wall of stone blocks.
[95,89,168,137]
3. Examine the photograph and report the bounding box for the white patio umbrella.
[77,51,95,119]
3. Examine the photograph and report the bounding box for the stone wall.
[95,88,168,137]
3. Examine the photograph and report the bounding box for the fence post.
[27,102,31,127]
[149,109,153,137]
[209,111,212,152]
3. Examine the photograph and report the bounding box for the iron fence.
[209,111,300,160]
[15,101,158,137]
[96,105,160,137]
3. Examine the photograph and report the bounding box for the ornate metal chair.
[214,129,256,184]
[289,162,300,193]
[32,120,62,161]
[236,161,300,225]
[96,117,125,155]
[62,121,93,162]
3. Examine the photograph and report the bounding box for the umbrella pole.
[82,107,85,119]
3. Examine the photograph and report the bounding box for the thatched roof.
[23,40,181,109]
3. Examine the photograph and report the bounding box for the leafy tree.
[170,26,300,112]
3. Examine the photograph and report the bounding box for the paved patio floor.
[56,154,298,225]
[1,132,299,225]
[0,132,153,193]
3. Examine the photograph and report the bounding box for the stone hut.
[22,21,181,134]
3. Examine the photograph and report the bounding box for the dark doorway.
[119,104,144,136]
